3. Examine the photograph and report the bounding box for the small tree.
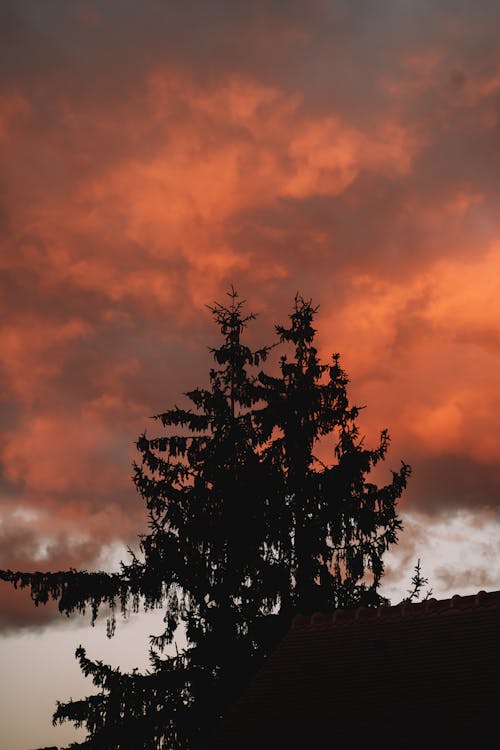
[1,292,410,749]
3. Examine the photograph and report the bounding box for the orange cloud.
[0,91,31,140]
[1,0,500,630]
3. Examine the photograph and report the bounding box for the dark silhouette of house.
[215,590,500,749]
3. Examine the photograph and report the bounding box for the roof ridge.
[291,589,500,629]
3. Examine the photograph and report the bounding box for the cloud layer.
[1,0,500,627]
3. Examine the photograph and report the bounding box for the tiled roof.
[215,590,500,748]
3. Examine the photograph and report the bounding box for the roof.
[215,590,500,748]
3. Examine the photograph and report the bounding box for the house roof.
[215,590,500,748]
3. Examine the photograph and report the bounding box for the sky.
[1,1,499,747]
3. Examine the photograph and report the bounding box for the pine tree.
[0,292,410,749]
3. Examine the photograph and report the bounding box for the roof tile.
[215,590,500,749]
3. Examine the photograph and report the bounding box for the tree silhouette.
[1,292,410,749]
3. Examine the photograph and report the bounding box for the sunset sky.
[1,1,500,748]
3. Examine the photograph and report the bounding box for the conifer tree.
[0,292,410,750]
